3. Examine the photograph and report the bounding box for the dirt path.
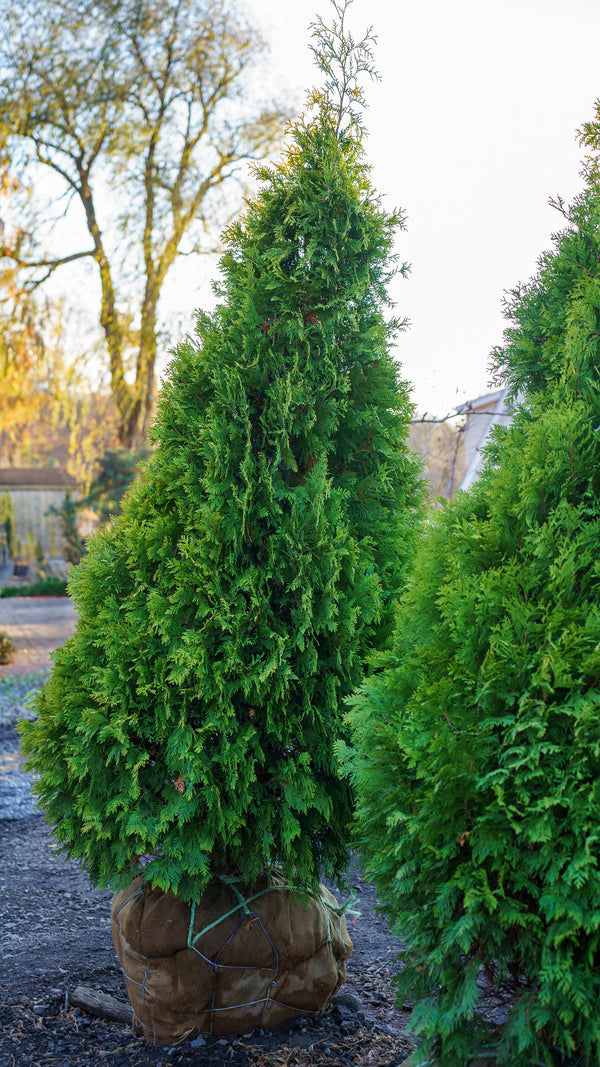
[0,597,76,678]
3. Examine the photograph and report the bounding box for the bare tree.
[0,0,289,448]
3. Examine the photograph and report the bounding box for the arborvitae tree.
[345,185,600,1066]
[21,2,422,906]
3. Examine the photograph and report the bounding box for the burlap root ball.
[111,872,353,1046]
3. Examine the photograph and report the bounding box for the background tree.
[21,0,422,905]
[0,283,119,475]
[0,0,288,449]
[345,179,600,1066]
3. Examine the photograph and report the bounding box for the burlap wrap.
[111,872,353,1046]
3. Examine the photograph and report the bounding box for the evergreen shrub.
[20,3,422,906]
[345,186,600,1066]
[0,630,15,663]
[0,577,68,598]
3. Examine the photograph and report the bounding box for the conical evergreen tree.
[21,2,422,905]
[345,184,600,1066]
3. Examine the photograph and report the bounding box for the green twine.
[187,872,357,951]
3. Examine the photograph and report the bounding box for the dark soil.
[0,816,415,1067]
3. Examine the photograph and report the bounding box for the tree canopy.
[0,0,287,448]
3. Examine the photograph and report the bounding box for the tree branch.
[30,138,80,192]
[1,248,97,290]
[412,409,514,425]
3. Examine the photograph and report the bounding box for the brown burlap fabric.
[111,872,353,1046]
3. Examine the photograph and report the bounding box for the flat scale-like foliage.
[345,188,600,1066]
[21,12,422,905]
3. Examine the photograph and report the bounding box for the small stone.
[218,1037,228,1045]
[332,991,363,1012]
[190,1035,206,1048]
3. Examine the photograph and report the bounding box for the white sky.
[225,0,600,417]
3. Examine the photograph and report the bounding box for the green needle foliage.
[20,1,422,906]
[345,184,600,1066]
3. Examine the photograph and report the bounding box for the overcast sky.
[226,0,600,418]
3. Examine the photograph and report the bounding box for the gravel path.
[0,671,48,821]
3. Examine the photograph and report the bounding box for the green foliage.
[308,0,380,139]
[0,577,68,598]
[0,491,15,562]
[34,538,47,580]
[20,7,422,906]
[345,185,600,1066]
[490,192,600,402]
[50,492,85,567]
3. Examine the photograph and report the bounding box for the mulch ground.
[0,817,416,1067]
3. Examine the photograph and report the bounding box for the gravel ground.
[0,671,46,724]
[0,674,416,1067]
[0,671,48,821]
